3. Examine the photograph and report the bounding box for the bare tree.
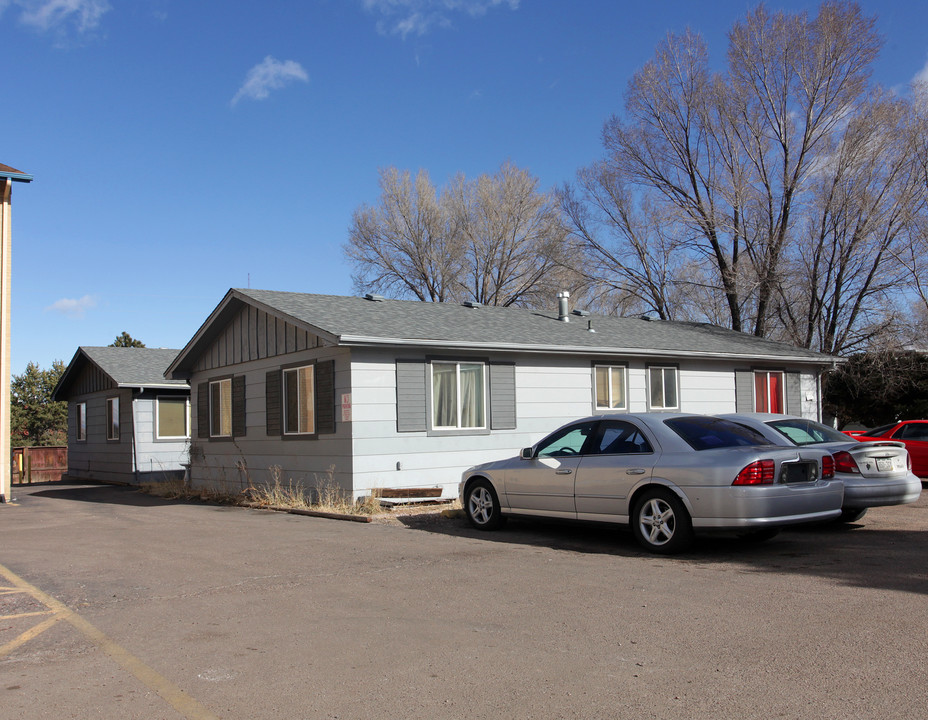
[346,162,572,306]
[577,2,883,338]
[559,162,693,320]
[895,82,928,339]
[346,167,460,302]
[774,93,922,355]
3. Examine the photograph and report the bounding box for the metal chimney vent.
[557,291,570,322]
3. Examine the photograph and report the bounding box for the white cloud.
[45,295,97,318]
[1,0,110,34]
[915,57,928,86]
[361,0,519,39]
[231,56,309,106]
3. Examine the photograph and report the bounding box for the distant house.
[165,288,837,501]
[53,347,190,485]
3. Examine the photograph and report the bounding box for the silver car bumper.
[841,473,922,509]
[685,480,844,529]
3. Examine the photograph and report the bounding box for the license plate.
[781,462,814,483]
[877,458,892,472]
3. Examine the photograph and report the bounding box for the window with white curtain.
[431,361,486,430]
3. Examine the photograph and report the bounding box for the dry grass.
[139,469,384,517]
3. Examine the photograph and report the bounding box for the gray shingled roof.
[53,347,187,401]
[226,288,832,364]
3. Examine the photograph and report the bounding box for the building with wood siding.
[166,288,837,501]
[53,347,190,485]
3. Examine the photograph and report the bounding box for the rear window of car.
[766,419,849,445]
[665,416,772,451]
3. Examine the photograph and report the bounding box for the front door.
[503,420,597,518]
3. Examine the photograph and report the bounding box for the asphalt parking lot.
[2,482,927,720]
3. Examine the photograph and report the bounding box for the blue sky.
[3,0,928,375]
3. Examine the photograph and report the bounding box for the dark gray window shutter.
[197,382,209,439]
[266,370,281,436]
[735,370,753,413]
[316,360,336,434]
[232,375,246,437]
[396,359,427,432]
[785,372,801,415]
[489,362,516,430]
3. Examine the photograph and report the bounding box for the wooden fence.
[10,446,67,484]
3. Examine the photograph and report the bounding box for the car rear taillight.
[821,455,834,479]
[733,459,776,485]
[832,450,859,474]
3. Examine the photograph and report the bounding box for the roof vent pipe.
[557,291,570,322]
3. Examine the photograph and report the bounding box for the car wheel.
[631,487,693,554]
[464,479,505,530]
[837,507,868,523]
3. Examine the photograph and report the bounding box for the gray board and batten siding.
[180,301,351,496]
[53,347,190,485]
[168,289,836,500]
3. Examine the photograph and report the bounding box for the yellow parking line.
[0,562,220,720]
[0,609,55,620]
[0,612,64,657]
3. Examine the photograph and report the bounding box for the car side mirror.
[520,447,534,460]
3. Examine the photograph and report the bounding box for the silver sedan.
[460,413,844,554]
[720,413,922,522]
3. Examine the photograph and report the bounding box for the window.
[535,421,597,457]
[210,378,232,437]
[594,365,627,410]
[665,416,770,451]
[431,361,486,430]
[284,365,315,435]
[648,366,679,410]
[592,420,653,455]
[157,397,189,439]
[754,370,784,413]
[106,397,120,440]
[76,403,87,441]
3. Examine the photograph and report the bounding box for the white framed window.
[754,370,784,413]
[76,402,87,441]
[594,365,627,410]
[284,365,316,435]
[648,366,679,410]
[106,397,120,440]
[209,378,232,438]
[431,361,486,430]
[157,397,190,439]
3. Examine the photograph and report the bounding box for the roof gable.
[53,347,188,401]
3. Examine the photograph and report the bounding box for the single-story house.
[165,288,838,501]
[53,347,190,485]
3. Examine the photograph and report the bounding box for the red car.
[846,421,928,479]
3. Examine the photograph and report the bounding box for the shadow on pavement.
[21,483,185,508]
[395,508,928,597]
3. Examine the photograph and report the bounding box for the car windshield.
[766,419,848,445]
[665,416,771,451]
